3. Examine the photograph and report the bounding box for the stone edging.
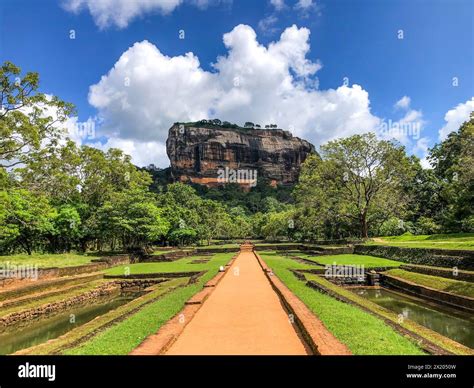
[33,256,130,280]
[382,274,474,312]
[400,264,474,282]
[104,271,202,279]
[354,245,474,269]
[129,256,237,355]
[305,279,473,355]
[0,273,104,302]
[253,252,352,355]
[0,282,121,331]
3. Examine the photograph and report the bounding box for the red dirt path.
[165,249,309,355]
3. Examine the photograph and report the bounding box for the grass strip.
[17,277,189,355]
[304,273,473,355]
[64,253,234,355]
[0,253,97,268]
[105,254,229,276]
[384,269,474,298]
[261,252,424,355]
[296,253,402,268]
[365,233,474,250]
[0,280,109,317]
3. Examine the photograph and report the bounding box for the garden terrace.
[365,233,474,250]
[294,253,402,269]
[354,244,474,269]
[258,249,474,354]
[257,251,425,354]
[13,252,234,355]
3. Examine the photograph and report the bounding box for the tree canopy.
[1,61,472,254]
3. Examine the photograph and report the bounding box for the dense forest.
[1,61,473,254]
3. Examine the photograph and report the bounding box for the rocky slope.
[166,123,315,188]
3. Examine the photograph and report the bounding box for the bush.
[379,218,405,236]
[461,216,474,233]
[167,228,198,247]
[416,217,442,235]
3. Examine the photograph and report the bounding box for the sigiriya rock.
[166,121,315,188]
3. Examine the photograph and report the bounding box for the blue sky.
[0,0,472,167]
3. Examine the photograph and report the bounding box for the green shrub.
[416,217,442,235]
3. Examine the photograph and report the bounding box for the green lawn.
[196,244,240,249]
[255,242,301,246]
[0,253,97,268]
[366,233,474,250]
[260,252,424,355]
[150,250,179,255]
[384,269,474,298]
[64,252,234,355]
[105,254,230,276]
[297,253,402,268]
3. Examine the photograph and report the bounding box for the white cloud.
[295,0,316,11]
[258,15,279,34]
[438,97,474,140]
[270,0,285,11]
[394,95,411,110]
[87,24,382,167]
[413,137,431,169]
[89,40,219,144]
[91,138,168,167]
[380,96,432,166]
[377,111,424,144]
[62,0,219,29]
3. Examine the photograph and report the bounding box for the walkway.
[166,247,309,355]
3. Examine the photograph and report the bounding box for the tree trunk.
[360,212,368,239]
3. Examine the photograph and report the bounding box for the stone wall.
[382,274,474,312]
[0,273,104,302]
[0,282,121,331]
[104,271,202,280]
[141,250,196,262]
[195,247,238,254]
[354,245,474,269]
[113,279,167,290]
[400,264,474,282]
[34,255,130,280]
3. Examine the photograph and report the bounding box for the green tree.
[0,61,74,168]
[0,188,56,254]
[99,188,169,250]
[261,210,294,241]
[295,133,415,238]
[167,228,198,247]
[198,200,231,245]
[49,205,82,252]
[18,143,153,250]
[428,113,474,231]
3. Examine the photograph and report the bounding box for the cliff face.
[166,123,315,188]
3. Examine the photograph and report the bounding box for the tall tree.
[428,113,474,231]
[0,188,56,254]
[295,133,415,238]
[0,61,74,168]
[98,187,169,250]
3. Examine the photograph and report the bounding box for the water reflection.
[353,287,474,348]
[0,296,134,354]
